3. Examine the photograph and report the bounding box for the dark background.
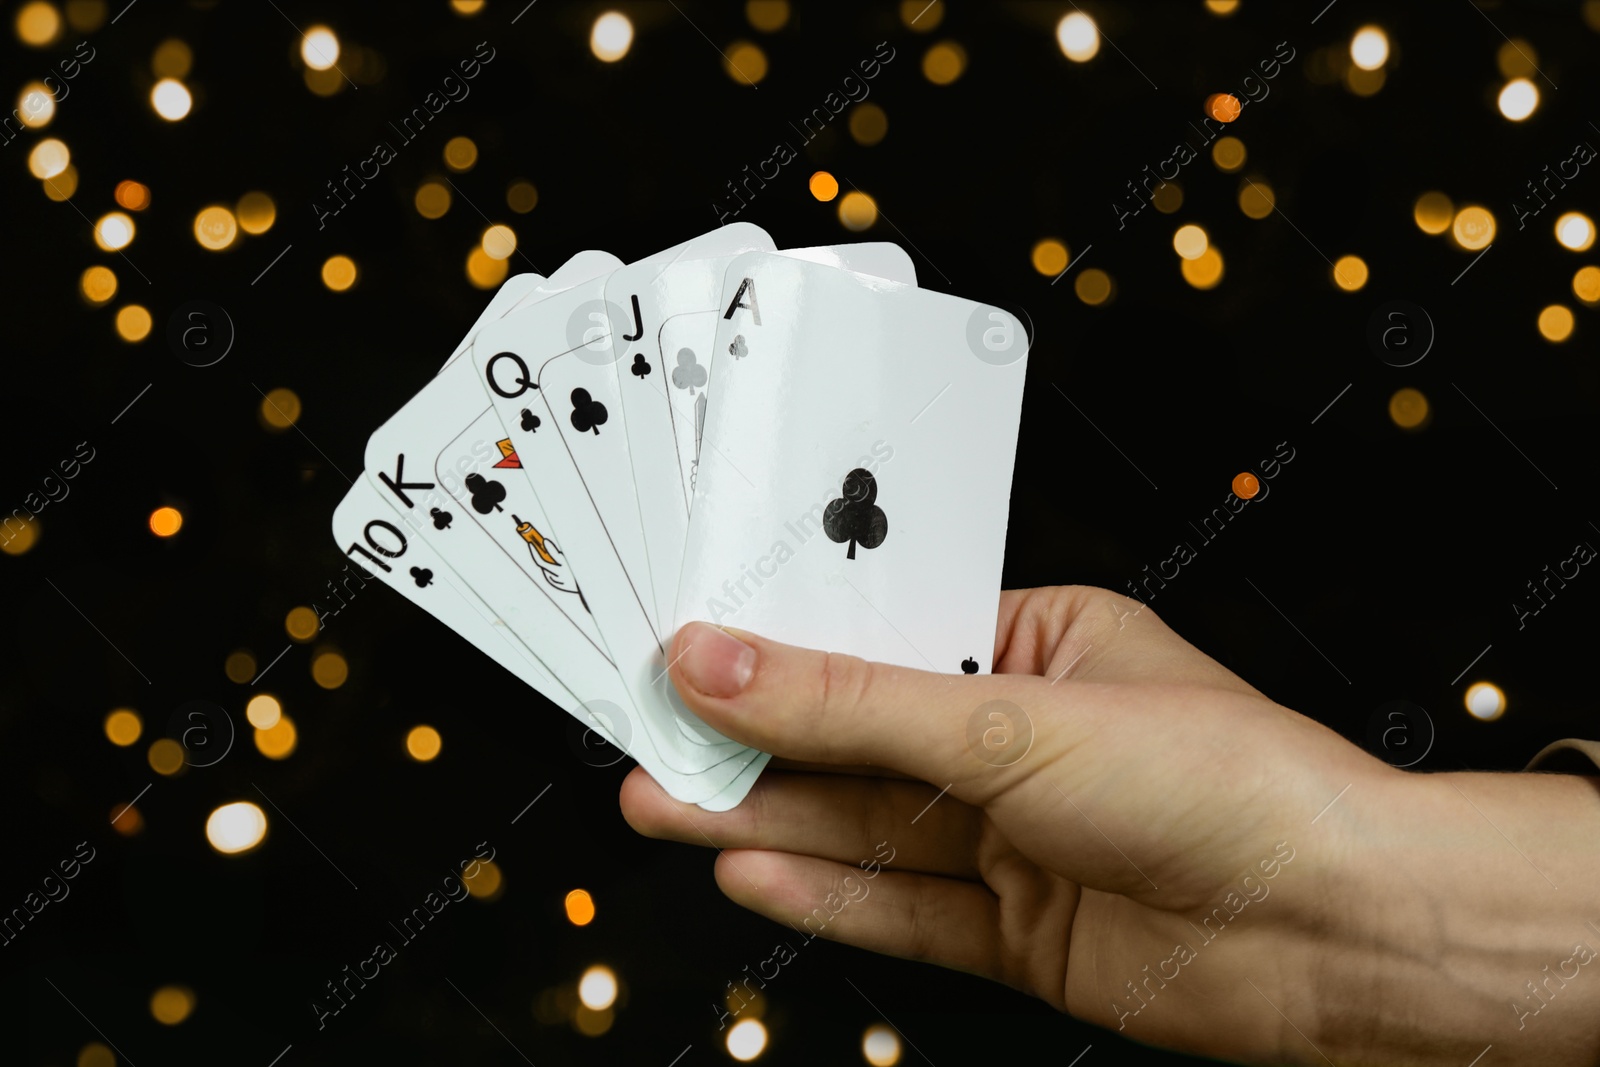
[5,0,1598,1063]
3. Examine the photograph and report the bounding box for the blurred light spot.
[206,801,267,853]
[1181,246,1224,289]
[921,41,966,85]
[1413,191,1452,235]
[1204,0,1240,13]
[43,164,77,200]
[1173,224,1208,260]
[1537,304,1574,342]
[302,25,340,70]
[1587,0,1600,31]
[311,650,348,689]
[809,170,839,201]
[1205,93,1241,123]
[1345,64,1385,96]
[1075,268,1113,306]
[94,212,135,251]
[0,520,39,555]
[148,505,182,536]
[1232,472,1260,500]
[727,1018,767,1061]
[110,800,143,835]
[246,693,281,729]
[573,1005,614,1036]
[16,2,60,46]
[1388,387,1429,430]
[321,254,357,291]
[1498,78,1538,121]
[193,205,238,251]
[1332,254,1368,291]
[1211,135,1245,170]
[1555,212,1595,252]
[578,965,618,1010]
[1030,239,1068,276]
[746,0,789,31]
[65,0,104,33]
[451,0,485,12]
[1056,12,1099,61]
[466,860,502,899]
[507,179,538,213]
[565,888,596,925]
[152,37,192,78]
[591,12,633,62]
[255,714,297,759]
[1152,182,1183,213]
[28,137,69,179]
[1464,681,1506,721]
[1349,25,1388,70]
[225,650,257,683]
[406,724,443,761]
[444,135,478,172]
[80,265,117,305]
[150,985,194,1025]
[1497,38,1536,78]
[19,81,55,127]
[284,605,319,641]
[1451,206,1495,251]
[77,1043,115,1067]
[261,386,302,430]
[304,66,343,96]
[901,0,942,30]
[838,190,877,231]
[1238,178,1274,219]
[482,223,517,261]
[1573,265,1600,304]
[115,179,152,211]
[151,78,192,120]
[237,191,276,234]
[849,102,888,145]
[115,303,152,341]
[105,708,142,746]
[148,737,184,775]
[467,246,510,289]
[724,40,768,85]
[863,1023,902,1066]
[415,180,451,219]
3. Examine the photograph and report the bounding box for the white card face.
[614,244,918,631]
[676,252,1029,675]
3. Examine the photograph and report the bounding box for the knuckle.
[817,650,875,724]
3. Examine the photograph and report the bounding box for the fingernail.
[679,623,756,698]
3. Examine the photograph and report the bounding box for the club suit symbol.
[671,347,707,394]
[465,472,506,514]
[823,468,888,560]
[570,388,608,435]
[519,408,541,432]
[410,566,434,588]
[513,514,588,611]
[961,657,979,674]
[429,506,452,530]
[729,334,748,360]
[630,353,652,379]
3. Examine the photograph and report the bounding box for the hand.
[620,587,1600,1067]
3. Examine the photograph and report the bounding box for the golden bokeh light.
[467,246,510,289]
[94,211,135,251]
[727,1018,768,1062]
[77,1043,115,1067]
[724,40,768,85]
[302,25,340,70]
[1388,387,1429,430]
[80,265,117,305]
[837,190,878,231]
[1152,182,1183,213]
[111,800,143,835]
[746,0,789,31]
[1497,38,1537,79]
[152,37,193,78]
[148,737,184,775]
[27,137,69,179]
[466,860,503,899]
[115,179,152,211]
[1555,212,1596,252]
[1030,239,1069,276]
[1413,191,1452,235]
[16,2,61,45]
[1332,254,1368,291]
[105,708,142,747]
[321,254,357,291]
[1211,135,1245,170]
[115,305,152,341]
[415,180,451,219]
[151,78,192,120]
[481,223,517,261]
[1,518,39,555]
[225,649,257,683]
[507,180,538,213]
[1181,246,1224,290]
[1349,25,1389,70]
[43,164,78,200]
[565,888,596,926]
[19,82,55,128]
[1573,265,1600,304]
[149,505,182,536]
[1204,0,1240,13]
[922,41,967,85]
[1075,268,1113,306]
[574,1005,614,1037]
[1205,93,1242,123]
[1056,12,1099,61]
[194,205,239,251]
[1537,304,1574,342]
[1238,179,1274,219]
[406,724,443,761]
[849,102,888,146]
[150,985,195,1025]
[1345,64,1386,96]
[311,650,348,689]
[255,714,297,759]
[809,170,839,201]
[65,0,105,33]
[578,965,618,1010]
[285,604,319,641]
[304,66,343,96]
[1451,206,1495,251]
[900,0,942,30]
[1498,78,1538,121]
[451,0,486,13]
[206,801,268,854]
[444,135,478,172]
[237,191,276,234]
[246,693,281,729]
[1172,224,1209,260]
[590,11,633,62]
[1464,681,1506,721]
[260,386,302,430]
[863,1023,903,1066]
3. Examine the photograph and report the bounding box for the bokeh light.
[194,205,239,251]
[727,1018,768,1061]
[444,135,478,171]
[590,12,633,62]
[1555,212,1595,252]
[1181,246,1224,290]
[849,103,888,146]
[1497,78,1538,121]
[150,985,195,1025]
[16,2,61,46]
[1451,206,1495,251]
[1075,268,1113,306]
[809,171,839,201]
[246,693,281,729]
[225,649,257,683]
[863,1023,902,1066]
[1152,182,1183,213]
[1537,304,1574,342]
[1497,39,1537,79]
[115,179,152,211]
[507,180,538,213]
[416,180,451,219]
[482,224,517,260]
[466,860,502,899]
[1056,12,1099,61]
[1332,255,1368,291]
[261,386,303,430]
[302,25,340,70]
[77,1044,115,1067]
[451,0,485,13]
[237,191,276,234]
[724,40,768,86]
[467,246,510,289]
[900,0,942,30]
[152,37,193,78]
[311,650,348,689]
[1349,26,1389,70]
[19,82,55,128]
[255,714,297,759]
[0,519,39,556]
[116,305,153,342]
[1173,224,1208,260]
[578,965,618,1010]
[1464,681,1506,721]
[148,737,184,775]
[1205,94,1242,123]
[746,1,789,32]
[321,255,357,291]
[1238,179,1274,219]
[148,505,182,536]
[1211,135,1245,170]
[1573,266,1600,305]
[94,212,135,251]
[285,604,319,641]
[406,724,443,761]
[27,137,69,179]
[1413,191,1453,235]
[206,801,268,854]
[151,78,192,120]
[111,800,143,836]
[1204,0,1240,13]
[65,0,105,33]
[105,708,142,746]
[43,164,77,200]
[1388,387,1429,430]
[565,888,596,926]
[80,265,117,305]
[921,41,966,85]
[1030,239,1068,276]
[838,190,878,231]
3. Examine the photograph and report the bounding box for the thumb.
[667,621,1048,797]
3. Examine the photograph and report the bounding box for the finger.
[768,757,916,779]
[712,849,1007,988]
[666,621,1052,796]
[620,766,982,879]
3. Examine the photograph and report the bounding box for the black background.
[5,0,1598,1064]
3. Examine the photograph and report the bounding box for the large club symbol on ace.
[823,468,888,560]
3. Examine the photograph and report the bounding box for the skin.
[620,586,1600,1066]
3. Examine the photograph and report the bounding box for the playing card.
[676,252,1029,675]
